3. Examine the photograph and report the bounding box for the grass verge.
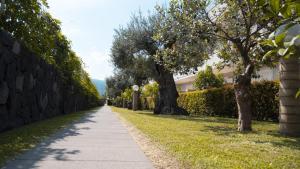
[0,109,94,167]
[111,107,300,169]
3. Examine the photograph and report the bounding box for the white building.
[175,66,279,92]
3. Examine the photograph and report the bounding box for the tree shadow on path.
[2,108,100,169]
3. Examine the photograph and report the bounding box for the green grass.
[112,107,300,169]
[0,109,95,167]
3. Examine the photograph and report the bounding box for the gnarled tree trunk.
[153,64,188,115]
[234,64,254,131]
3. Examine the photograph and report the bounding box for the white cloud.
[61,25,81,39]
[80,49,113,80]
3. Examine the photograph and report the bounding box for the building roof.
[175,74,197,85]
[175,66,234,85]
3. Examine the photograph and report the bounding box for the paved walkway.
[3,106,154,169]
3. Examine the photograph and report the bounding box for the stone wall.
[0,30,100,132]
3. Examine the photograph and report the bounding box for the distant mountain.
[92,79,106,96]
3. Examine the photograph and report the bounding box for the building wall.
[177,83,195,92]
[254,67,279,82]
[176,67,279,92]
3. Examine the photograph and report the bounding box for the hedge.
[178,81,279,121]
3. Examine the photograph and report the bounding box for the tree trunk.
[279,58,300,136]
[234,64,254,132]
[153,65,188,115]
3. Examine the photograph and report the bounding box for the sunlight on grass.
[112,107,300,169]
[0,110,91,167]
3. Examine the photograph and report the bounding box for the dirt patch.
[114,112,185,169]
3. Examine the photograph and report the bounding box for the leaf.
[296,89,300,99]
[275,33,286,47]
[261,39,276,47]
[263,50,277,60]
[284,34,300,47]
[277,48,289,56]
[270,0,280,13]
[280,4,291,18]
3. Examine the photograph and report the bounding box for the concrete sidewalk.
[3,106,154,169]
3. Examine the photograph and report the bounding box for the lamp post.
[132,85,139,111]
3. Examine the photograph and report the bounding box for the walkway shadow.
[3,107,102,169]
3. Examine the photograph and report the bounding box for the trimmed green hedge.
[178,81,279,121]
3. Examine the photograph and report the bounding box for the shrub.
[113,96,123,107]
[141,82,159,98]
[178,88,224,116]
[194,66,224,90]
[251,81,279,121]
[121,88,133,102]
[141,97,156,110]
[140,82,158,110]
[178,81,279,121]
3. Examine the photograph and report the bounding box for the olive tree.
[111,13,207,115]
[156,0,281,131]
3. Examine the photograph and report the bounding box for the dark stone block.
[16,75,24,92]
[2,49,14,64]
[0,82,9,104]
[6,62,17,86]
[31,103,40,121]
[0,55,5,81]
[19,106,31,124]
[12,41,21,55]
[0,105,9,131]
[0,30,14,47]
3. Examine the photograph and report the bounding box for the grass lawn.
[0,109,95,167]
[112,107,300,169]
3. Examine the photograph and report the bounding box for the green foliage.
[121,88,133,102]
[261,0,300,62]
[297,89,300,98]
[156,0,279,75]
[154,4,210,74]
[140,82,159,110]
[110,14,155,85]
[178,88,225,117]
[178,81,279,121]
[260,1,300,99]
[0,0,100,103]
[141,82,159,98]
[112,96,123,107]
[140,97,156,110]
[194,66,224,90]
[105,71,134,99]
[251,81,279,121]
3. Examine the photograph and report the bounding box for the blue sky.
[48,0,167,80]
